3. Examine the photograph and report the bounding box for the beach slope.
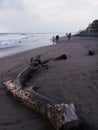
[0,36,98,130]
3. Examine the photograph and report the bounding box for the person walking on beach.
[56,35,59,43]
[52,36,55,44]
[67,33,71,42]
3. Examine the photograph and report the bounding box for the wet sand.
[0,36,98,130]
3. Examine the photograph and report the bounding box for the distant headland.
[75,19,98,37]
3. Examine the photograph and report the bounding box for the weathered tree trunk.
[53,54,67,61]
[88,49,95,56]
[14,65,40,86]
[4,57,80,130]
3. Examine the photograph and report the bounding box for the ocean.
[0,33,58,58]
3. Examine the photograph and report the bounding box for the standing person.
[52,36,55,44]
[67,33,71,42]
[56,35,59,43]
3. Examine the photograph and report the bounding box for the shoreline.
[0,44,52,59]
[0,36,98,130]
[0,42,53,58]
[0,33,53,58]
[0,35,98,59]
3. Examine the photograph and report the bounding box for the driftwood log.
[88,49,95,56]
[4,55,80,130]
[53,54,67,61]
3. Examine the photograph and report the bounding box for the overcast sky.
[0,0,98,33]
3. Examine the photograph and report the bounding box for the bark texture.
[4,56,80,130]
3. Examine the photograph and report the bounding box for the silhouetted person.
[52,36,55,44]
[56,35,59,43]
[67,33,71,42]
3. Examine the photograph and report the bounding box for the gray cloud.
[0,0,98,33]
[0,0,24,10]
[64,0,90,10]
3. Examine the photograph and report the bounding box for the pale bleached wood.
[4,80,80,130]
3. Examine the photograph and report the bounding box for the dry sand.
[0,36,98,130]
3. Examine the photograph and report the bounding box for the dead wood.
[88,49,95,56]
[3,55,80,130]
[53,54,67,61]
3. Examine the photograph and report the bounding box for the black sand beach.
[0,36,98,130]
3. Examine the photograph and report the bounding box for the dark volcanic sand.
[0,36,98,130]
